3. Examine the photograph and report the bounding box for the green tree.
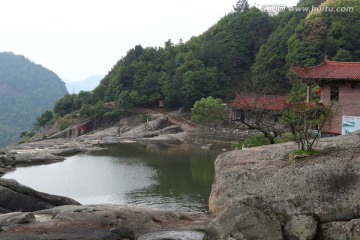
[117,90,134,109]
[20,131,35,142]
[75,91,94,107]
[252,10,307,94]
[181,67,230,108]
[54,94,77,117]
[191,97,227,128]
[34,110,54,130]
[287,0,360,66]
[333,48,353,62]
[281,103,333,151]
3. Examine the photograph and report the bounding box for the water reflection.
[4,142,218,212]
[92,143,218,211]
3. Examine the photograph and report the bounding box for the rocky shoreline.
[0,203,210,240]
[2,113,360,239]
[0,115,213,239]
[0,114,188,173]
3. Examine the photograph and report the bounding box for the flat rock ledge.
[0,116,187,173]
[205,132,360,239]
[0,139,91,174]
[0,205,211,240]
[0,178,210,240]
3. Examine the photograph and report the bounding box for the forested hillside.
[94,7,274,109]
[0,52,68,147]
[288,0,360,66]
[49,0,360,123]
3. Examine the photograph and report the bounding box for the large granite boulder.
[0,155,16,167]
[121,117,176,138]
[0,178,79,212]
[209,133,360,223]
[204,196,283,240]
[208,132,360,239]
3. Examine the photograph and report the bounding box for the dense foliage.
[49,0,360,131]
[34,110,55,131]
[0,52,68,147]
[191,97,227,128]
[288,0,360,67]
[89,7,274,110]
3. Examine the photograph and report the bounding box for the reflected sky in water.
[4,143,219,212]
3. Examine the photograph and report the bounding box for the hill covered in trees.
[47,0,360,124]
[0,52,68,147]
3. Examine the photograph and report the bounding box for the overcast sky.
[0,0,299,81]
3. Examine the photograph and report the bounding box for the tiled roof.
[227,95,288,111]
[284,102,318,112]
[291,58,360,80]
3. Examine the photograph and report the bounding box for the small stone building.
[292,57,360,135]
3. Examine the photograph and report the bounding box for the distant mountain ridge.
[64,75,103,93]
[0,52,68,147]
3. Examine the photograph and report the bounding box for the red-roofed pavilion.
[291,57,360,135]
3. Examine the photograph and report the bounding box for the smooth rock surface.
[0,156,16,166]
[0,212,36,227]
[204,197,283,240]
[0,178,80,212]
[138,230,205,240]
[0,205,211,240]
[12,152,65,164]
[209,133,360,223]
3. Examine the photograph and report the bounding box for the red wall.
[321,83,360,134]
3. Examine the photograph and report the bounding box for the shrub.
[232,132,294,150]
[290,149,320,158]
[142,114,151,123]
[58,122,68,131]
[191,97,227,128]
[232,134,271,149]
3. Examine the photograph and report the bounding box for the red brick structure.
[292,57,360,135]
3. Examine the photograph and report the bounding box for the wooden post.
[306,83,311,103]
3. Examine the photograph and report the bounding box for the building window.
[330,86,339,101]
[274,114,279,123]
[236,110,246,122]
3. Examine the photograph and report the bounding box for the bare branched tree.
[229,76,287,144]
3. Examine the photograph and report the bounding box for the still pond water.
[4,143,219,212]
